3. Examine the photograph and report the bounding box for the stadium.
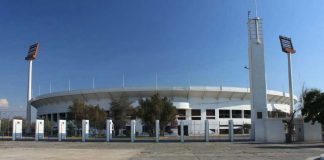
[30,86,297,136]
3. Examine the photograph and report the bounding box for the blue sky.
[0,0,324,113]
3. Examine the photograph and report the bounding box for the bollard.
[82,120,89,142]
[35,119,44,141]
[205,119,209,142]
[229,120,234,142]
[12,119,22,141]
[180,120,184,143]
[106,120,113,142]
[131,120,136,142]
[58,120,66,142]
[156,120,159,143]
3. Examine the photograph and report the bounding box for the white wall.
[264,119,285,143]
[304,122,322,142]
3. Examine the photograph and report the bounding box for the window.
[219,110,230,118]
[257,112,262,119]
[192,117,201,120]
[191,109,201,116]
[53,113,57,122]
[232,110,242,118]
[219,129,229,134]
[59,113,66,119]
[206,109,215,116]
[244,110,251,118]
[206,109,215,119]
[191,109,201,120]
[268,110,288,118]
[177,117,186,120]
[177,109,186,116]
[177,109,186,120]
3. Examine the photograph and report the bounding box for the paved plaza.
[0,141,323,160]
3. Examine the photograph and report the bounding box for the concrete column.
[229,110,232,118]
[248,17,268,142]
[205,119,209,142]
[241,110,244,119]
[106,120,113,142]
[201,109,206,121]
[186,109,191,120]
[12,119,22,141]
[50,113,53,123]
[65,113,68,119]
[82,120,89,142]
[131,120,136,142]
[229,120,234,142]
[180,121,184,143]
[215,109,220,135]
[156,120,159,143]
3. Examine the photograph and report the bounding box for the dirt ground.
[0,141,323,160]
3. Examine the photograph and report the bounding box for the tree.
[301,88,324,124]
[68,100,107,136]
[68,100,88,130]
[242,123,251,134]
[282,110,298,143]
[87,105,107,136]
[0,118,11,136]
[159,97,177,135]
[137,94,177,136]
[44,117,54,136]
[282,85,306,143]
[110,94,134,136]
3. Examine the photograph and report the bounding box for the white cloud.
[0,98,9,107]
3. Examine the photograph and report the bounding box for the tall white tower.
[248,16,268,141]
[25,43,39,124]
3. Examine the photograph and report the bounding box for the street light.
[279,35,296,114]
[25,42,39,133]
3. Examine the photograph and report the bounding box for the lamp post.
[25,43,39,132]
[279,36,296,114]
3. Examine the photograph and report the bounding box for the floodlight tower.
[248,12,268,141]
[25,43,39,124]
[279,36,296,114]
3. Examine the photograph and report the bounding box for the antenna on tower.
[68,79,71,91]
[155,72,158,92]
[122,74,125,89]
[92,77,95,89]
[49,81,52,93]
[253,0,258,17]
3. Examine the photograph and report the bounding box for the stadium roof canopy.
[31,86,297,107]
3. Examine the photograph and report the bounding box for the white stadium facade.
[30,86,297,136]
